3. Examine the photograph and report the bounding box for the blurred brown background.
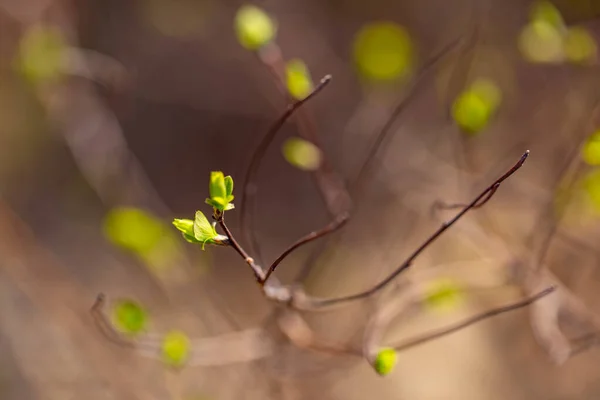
[2,0,600,399]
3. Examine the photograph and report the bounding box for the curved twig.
[306,151,529,308]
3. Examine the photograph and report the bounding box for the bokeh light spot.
[285,59,313,100]
[161,330,191,367]
[17,25,67,85]
[112,299,148,336]
[234,5,277,51]
[282,137,322,171]
[353,22,414,82]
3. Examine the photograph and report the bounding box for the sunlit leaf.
[224,175,234,198]
[173,218,200,244]
[161,330,191,367]
[373,348,397,376]
[206,171,235,211]
[564,27,597,64]
[353,21,414,82]
[234,5,277,51]
[282,137,322,171]
[16,25,67,85]
[424,279,465,313]
[518,20,564,63]
[112,299,148,336]
[285,59,314,100]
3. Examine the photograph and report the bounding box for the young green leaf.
[224,175,234,198]
[373,348,398,376]
[193,211,218,249]
[161,330,191,367]
[112,299,148,336]
[173,218,202,243]
[206,171,235,211]
[209,171,227,200]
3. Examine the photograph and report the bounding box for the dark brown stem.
[392,285,556,352]
[262,212,350,284]
[310,150,530,308]
[218,213,266,283]
[240,75,333,263]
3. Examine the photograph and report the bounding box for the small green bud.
[285,59,313,100]
[234,5,277,51]
[112,299,147,336]
[206,171,235,211]
[373,348,397,376]
[161,330,191,367]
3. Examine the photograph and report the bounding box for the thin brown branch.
[308,150,530,308]
[293,34,466,286]
[218,212,266,283]
[262,211,350,284]
[391,285,556,352]
[240,74,333,263]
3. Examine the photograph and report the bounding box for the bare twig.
[306,150,530,308]
[391,285,556,352]
[240,75,333,263]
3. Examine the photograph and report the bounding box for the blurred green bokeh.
[111,299,148,336]
[234,4,277,51]
[285,59,314,100]
[582,131,600,166]
[103,207,180,272]
[282,137,322,171]
[161,330,191,367]
[353,21,414,82]
[16,25,67,85]
[452,79,502,135]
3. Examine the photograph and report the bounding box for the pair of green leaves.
[205,171,235,211]
[172,171,233,250]
[173,211,229,250]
